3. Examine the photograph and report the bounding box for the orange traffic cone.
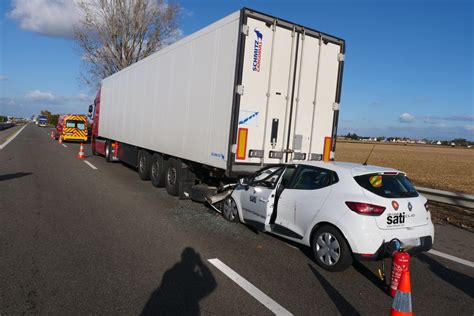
[77,143,85,159]
[50,131,54,139]
[389,270,412,316]
[58,135,63,144]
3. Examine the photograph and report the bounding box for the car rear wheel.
[311,225,352,272]
[138,150,151,181]
[222,197,239,222]
[150,154,167,187]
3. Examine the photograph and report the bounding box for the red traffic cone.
[77,143,85,159]
[58,135,63,144]
[50,131,54,139]
[389,270,412,316]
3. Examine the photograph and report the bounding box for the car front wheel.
[311,225,353,272]
[222,197,239,222]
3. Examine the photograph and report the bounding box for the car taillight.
[424,202,430,212]
[345,202,386,216]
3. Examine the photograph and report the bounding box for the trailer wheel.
[105,140,112,162]
[150,154,167,187]
[138,150,151,181]
[165,158,180,196]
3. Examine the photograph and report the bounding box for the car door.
[240,166,285,231]
[274,165,335,239]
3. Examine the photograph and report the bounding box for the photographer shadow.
[141,247,217,316]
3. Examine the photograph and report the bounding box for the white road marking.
[208,258,292,316]
[84,160,98,170]
[428,249,474,268]
[0,124,28,150]
[62,144,68,148]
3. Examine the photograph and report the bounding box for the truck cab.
[89,89,105,155]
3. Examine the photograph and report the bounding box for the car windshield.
[354,173,418,198]
[251,166,284,186]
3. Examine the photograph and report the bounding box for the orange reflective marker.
[236,128,248,160]
[322,137,332,161]
[369,175,382,188]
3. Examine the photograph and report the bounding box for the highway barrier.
[416,186,474,209]
[0,123,14,131]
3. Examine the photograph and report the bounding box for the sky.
[0,0,472,140]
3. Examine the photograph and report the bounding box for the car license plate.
[401,238,421,248]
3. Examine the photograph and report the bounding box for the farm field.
[335,141,474,195]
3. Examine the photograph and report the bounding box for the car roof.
[289,160,402,177]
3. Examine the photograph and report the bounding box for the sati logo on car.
[387,212,415,225]
[252,29,263,72]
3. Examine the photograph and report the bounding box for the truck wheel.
[165,158,180,196]
[222,197,239,222]
[105,141,112,162]
[150,154,167,187]
[138,150,151,181]
[311,225,353,272]
[91,138,97,156]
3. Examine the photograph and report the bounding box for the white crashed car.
[221,161,434,271]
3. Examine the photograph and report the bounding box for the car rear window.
[66,120,86,130]
[354,173,418,198]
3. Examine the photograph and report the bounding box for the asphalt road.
[1,123,473,315]
[0,124,23,145]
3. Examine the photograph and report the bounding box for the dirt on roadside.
[428,201,474,233]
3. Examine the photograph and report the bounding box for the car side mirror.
[239,177,250,190]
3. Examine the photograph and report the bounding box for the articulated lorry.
[88,8,345,197]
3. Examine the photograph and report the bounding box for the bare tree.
[74,0,180,89]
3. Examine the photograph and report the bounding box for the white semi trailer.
[89,8,345,197]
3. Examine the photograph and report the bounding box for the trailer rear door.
[235,14,343,165]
